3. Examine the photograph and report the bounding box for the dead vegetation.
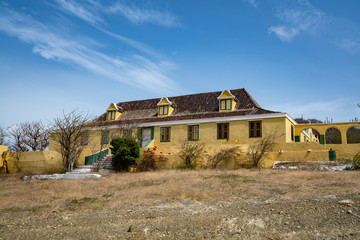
[1,169,360,239]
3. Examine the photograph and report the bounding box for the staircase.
[72,155,114,173]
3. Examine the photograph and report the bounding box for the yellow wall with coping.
[3,150,64,174]
[294,122,360,160]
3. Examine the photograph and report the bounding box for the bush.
[110,138,139,171]
[207,147,240,169]
[179,140,204,169]
[353,152,360,169]
[137,146,168,171]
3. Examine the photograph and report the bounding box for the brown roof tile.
[96,88,280,124]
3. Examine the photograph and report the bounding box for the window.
[81,130,89,146]
[101,130,110,145]
[160,127,171,142]
[249,121,262,138]
[217,123,229,139]
[107,110,116,120]
[291,125,294,141]
[159,105,169,116]
[188,125,199,141]
[220,99,232,110]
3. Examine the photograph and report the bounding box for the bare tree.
[49,110,91,172]
[0,126,6,145]
[6,121,49,152]
[246,131,282,168]
[7,125,28,152]
[22,122,49,151]
[207,147,240,169]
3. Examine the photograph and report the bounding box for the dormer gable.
[106,103,123,121]
[217,90,236,112]
[157,97,174,117]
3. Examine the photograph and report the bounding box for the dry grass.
[1,169,360,214]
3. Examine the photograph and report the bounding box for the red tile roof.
[97,88,280,124]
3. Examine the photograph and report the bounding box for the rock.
[338,200,354,205]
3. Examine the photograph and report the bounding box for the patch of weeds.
[102,193,113,198]
[129,179,167,187]
[203,174,254,183]
[0,204,50,213]
[127,225,133,232]
[70,197,96,205]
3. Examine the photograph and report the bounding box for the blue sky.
[1,0,360,128]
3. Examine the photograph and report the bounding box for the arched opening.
[347,126,360,144]
[325,127,342,144]
[300,128,320,143]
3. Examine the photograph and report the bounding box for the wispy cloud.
[268,25,299,42]
[0,8,178,93]
[264,0,360,54]
[54,0,181,28]
[54,0,104,26]
[243,0,259,9]
[106,2,181,27]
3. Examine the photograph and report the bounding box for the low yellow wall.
[4,151,64,174]
[325,144,360,160]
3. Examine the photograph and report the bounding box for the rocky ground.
[1,169,360,239]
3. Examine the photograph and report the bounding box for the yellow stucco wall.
[0,145,8,156]
[294,122,360,160]
[3,150,64,174]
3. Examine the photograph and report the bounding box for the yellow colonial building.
[56,88,358,169]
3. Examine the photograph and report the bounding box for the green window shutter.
[319,135,325,146]
[226,99,231,110]
[193,125,199,140]
[295,136,300,142]
[151,126,154,140]
[220,100,225,110]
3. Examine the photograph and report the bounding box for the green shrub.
[353,152,360,169]
[110,138,139,171]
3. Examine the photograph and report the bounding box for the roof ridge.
[116,88,246,105]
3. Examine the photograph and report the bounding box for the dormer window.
[217,90,236,112]
[157,97,174,117]
[107,110,116,120]
[106,103,123,121]
[220,99,232,110]
[159,105,169,116]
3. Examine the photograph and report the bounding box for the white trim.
[89,112,294,130]
[157,97,173,106]
[301,130,310,138]
[139,112,290,127]
[217,90,236,99]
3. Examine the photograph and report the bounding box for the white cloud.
[54,0,104,26]
[336,38,360,55]
[106,2,181,27]
[54,0,181,28]
[0,8,178,93]
[268,25,299,42]
[264,0,360,54]
[243,0,258,8]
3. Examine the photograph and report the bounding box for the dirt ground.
[1,169,360,240]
